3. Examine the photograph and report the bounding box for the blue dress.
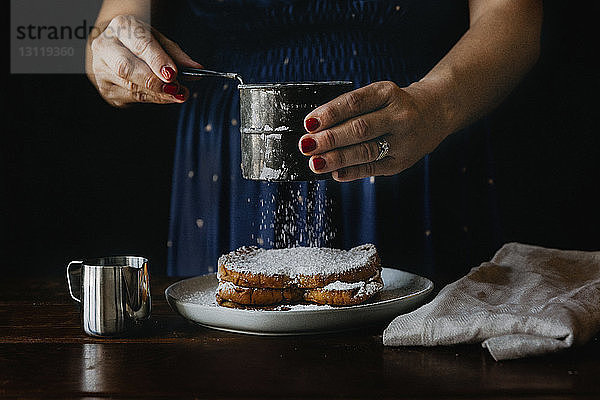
[167,0,502,278]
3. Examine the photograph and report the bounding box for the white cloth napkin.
[383,242,600,360]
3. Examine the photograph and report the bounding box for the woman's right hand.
[87,15,203,107]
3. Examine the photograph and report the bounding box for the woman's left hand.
[298,81,445,182]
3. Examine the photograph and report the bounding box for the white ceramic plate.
[165,268,433,336]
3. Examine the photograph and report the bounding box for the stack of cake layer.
[216,244,384,308]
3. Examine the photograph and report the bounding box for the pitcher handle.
[66,260,83,303]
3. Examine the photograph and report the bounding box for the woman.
[86,0,542,278]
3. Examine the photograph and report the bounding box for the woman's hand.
[298,81,445,182]
[298,0,542,182]
[87,14,202,107]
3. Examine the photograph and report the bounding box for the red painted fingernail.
[305,117,320,132]
[161,66,175,81]
[175,93,186,101]
[313,157,326,171]
[300,137,317,153]
[163,83,178,95]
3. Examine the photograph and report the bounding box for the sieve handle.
[179,67,244,85]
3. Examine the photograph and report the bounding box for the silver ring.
[375,138,390,161]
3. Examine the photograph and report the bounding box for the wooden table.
[1,276,598,399]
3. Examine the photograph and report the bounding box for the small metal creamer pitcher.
[66,256,151,337]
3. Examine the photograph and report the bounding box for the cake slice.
[215,244,383,308]
[217,244,381,289]
[216,270,383,307]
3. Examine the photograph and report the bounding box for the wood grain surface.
[1,276,598,399]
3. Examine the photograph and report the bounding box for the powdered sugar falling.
[252,181,337,248]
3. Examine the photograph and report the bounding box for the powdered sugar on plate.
[179,287,336,311]
[272,303,335,311]
[179,288,218,306]
[168,268,434,323]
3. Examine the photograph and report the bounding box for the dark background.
[3,2,599,277]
